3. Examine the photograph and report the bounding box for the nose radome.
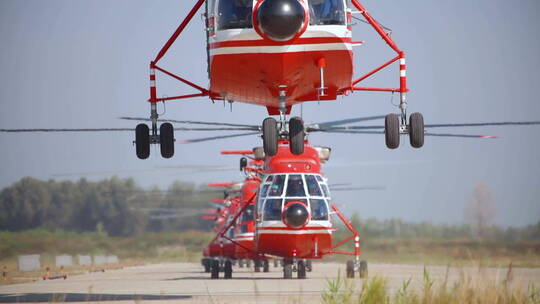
[257,0,305,41]
[284,203,309,228]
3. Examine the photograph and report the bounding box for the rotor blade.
[316,130,384,135]
[308,115,386,129]
[119,116,259,128]
[331,186,386,191]
[425,133,498,139]
[0,128,133,133]
[424,121,540,128]
[180,132,260,144]
[174,127,259,131]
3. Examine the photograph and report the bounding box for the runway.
[1,262,539,303]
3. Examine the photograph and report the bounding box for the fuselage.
[207,0,353,112]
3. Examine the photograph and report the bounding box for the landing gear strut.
[135,102,175,159]
[261,86,305,156]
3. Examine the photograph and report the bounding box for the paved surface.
[1,262,539,303]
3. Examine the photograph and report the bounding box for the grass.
[321,266,540,304]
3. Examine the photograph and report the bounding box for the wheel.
[238,259,244,268]
[135,124,150,159]
[211,260,220,279]
[263,260,270,273]
[240,157,248,171]
[289,116,304,155]
[306,259,312,272]
[359,260,368,278]
[297,260,306,279]
[246,260,252,268]
[254,259,262,272]
[346,260,355,278]
[384,114,400,149]
[159,122,174,158]
[224,260,233,279]
[273,259,279,268]
[283,263,293,279]
[262,117,278,156]
[202,258,211,273]
[409,112,424,148]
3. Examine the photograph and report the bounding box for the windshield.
[305,175,323,196]
[263,199,283,221]
[309,0,345,26]
[268,174,286,197]
[286,174,306,197]
[217,0,253,30]
[242,205,254,222]
[310,199,329,220]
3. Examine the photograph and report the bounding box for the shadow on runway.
[0,293,191,303]
[166,275,293,281]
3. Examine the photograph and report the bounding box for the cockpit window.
[265,175,274,183]
[305,175,323,197]
[263,199,282,221]
[286,175,306,197]
[260,184,270,198]
[308,0,345,26]
[242,205,254,222]
[310,199,329,220]
[268,175,286,197]
[320,183,330,197]
[217,0,253,30]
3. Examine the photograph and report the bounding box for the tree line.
[1,177,538,241]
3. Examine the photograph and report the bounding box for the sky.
[0,0,539,227]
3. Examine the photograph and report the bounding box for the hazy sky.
[1,0,539,227]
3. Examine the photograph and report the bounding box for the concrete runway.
[1,262,539,303]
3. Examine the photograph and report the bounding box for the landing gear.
[297,260,306,279]
[262,118,278,156]
[254,259,262,273]
[238,259,245,268]
[135,103,175,159]
[409,112,424,148]
[201,258,211,273]
[135,124,150,159]
[346,260,368,279]
[210,259,220,279]
[273,259,279,268]
[283,261,293,279]
[289,117,304,155]
[224,260,233,279]
[384,114,400,149]
[263,260,270,273]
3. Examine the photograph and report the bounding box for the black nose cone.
[257,0,305,41]
[284,203,309,228]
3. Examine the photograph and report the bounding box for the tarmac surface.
[1,262,539,303]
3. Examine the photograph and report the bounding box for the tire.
[240,157,248,171]
[160,123,175,158]
[297,260,306,279]
[238,259,244,268]
[211,260,220,279]
[224,260,233,279]
[359,260,368,279]
[384,114,400,149]
[203,258,211,273]
[306,259,312,272]
[346,260,355,278]
[262,118,278,156]
[263,260,270,273]
[289,117,304,155]
[409,112,424,148]
[254,259,262,273]
[135,124,150,159]
[283,264,293,279]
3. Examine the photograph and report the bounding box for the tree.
[464,182,497,240]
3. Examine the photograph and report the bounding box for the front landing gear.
[135,103,175,159]
[346,260,368,279]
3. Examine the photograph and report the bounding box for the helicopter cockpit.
[217,0,254,30]
[257,173,331,227]
[308,0,346,26]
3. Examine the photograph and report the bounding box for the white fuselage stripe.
[210,43,352,56]
[258,229,333,235]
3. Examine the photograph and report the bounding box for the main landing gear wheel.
[202,258,211,273]
[224,260,233,279]
[409,112,424,148]
[263,260,270,273]
[262,117,278,156]
[384,114,400,149]
[254,259,262,273]
[283,263,293,279]
[346,260,355,278]
[159,122,175,158]
[297,260,306,279]
[210,260,220,279]
[135,124,150,159]
[359,260,368,279]
[289,117,304,155]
